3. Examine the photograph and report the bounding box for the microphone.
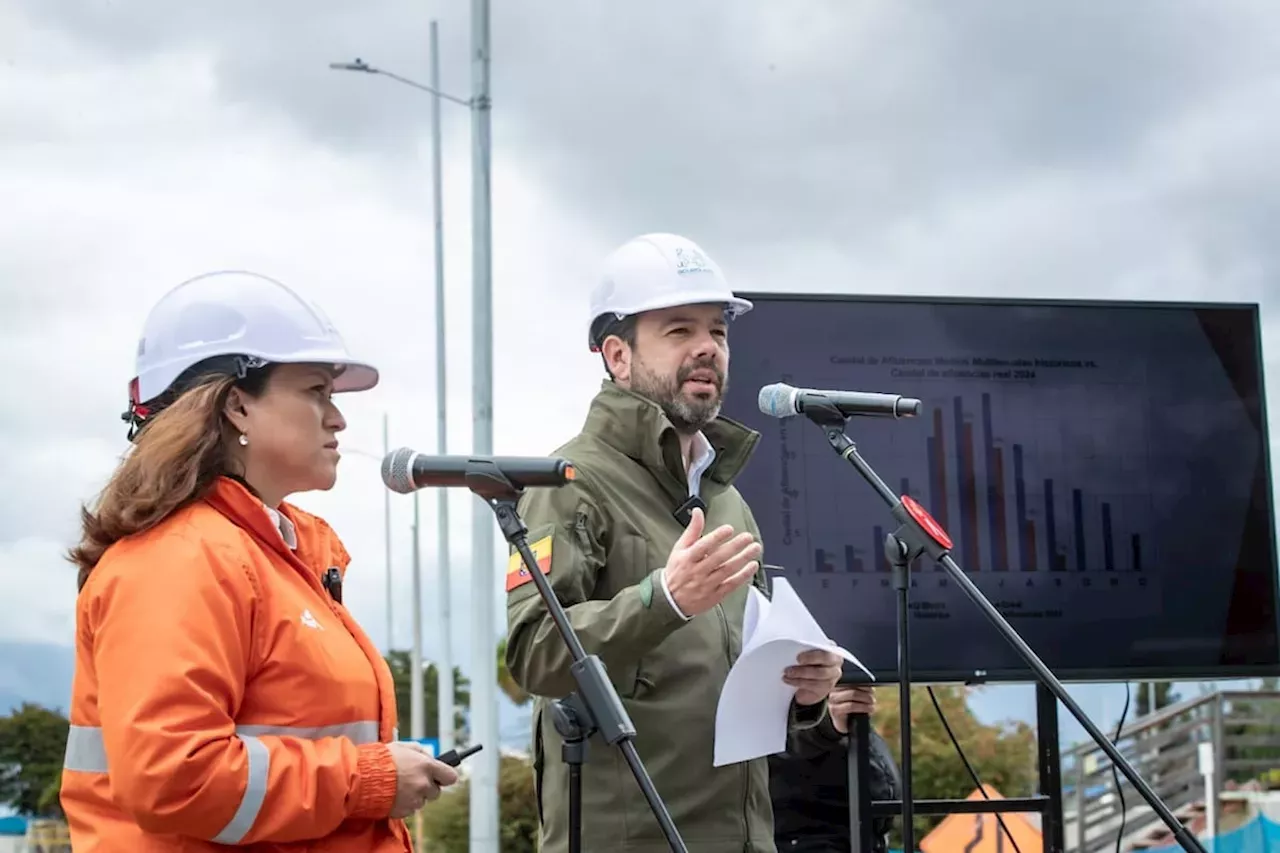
[381,447,576,494]
[757,382,922,420]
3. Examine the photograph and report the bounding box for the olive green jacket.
[504,381,829,852]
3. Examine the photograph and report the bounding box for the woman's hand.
[387,742,460,818]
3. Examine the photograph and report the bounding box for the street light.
[329,10,497,849]
[330,31,458,761]
[333,39,449,757]
[327,58,473,108]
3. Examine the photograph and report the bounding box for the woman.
[59,271,458,852]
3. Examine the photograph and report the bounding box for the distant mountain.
[0,640,532,749]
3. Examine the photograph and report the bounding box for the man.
[769,685,902,853]
[504,232,844,852]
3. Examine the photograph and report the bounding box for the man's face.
[608,303,730,433]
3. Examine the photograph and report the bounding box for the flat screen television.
[719,293,1280,683]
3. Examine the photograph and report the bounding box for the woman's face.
[228,363,347,504]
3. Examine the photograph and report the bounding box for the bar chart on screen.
[772,354,1164,624]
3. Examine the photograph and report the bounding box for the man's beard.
[631,357,728,434]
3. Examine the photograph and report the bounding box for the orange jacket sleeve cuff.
[350,743,398,819]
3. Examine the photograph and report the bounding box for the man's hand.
[784,649,843,706]
[663,507,762,617]
[828,684,877,733]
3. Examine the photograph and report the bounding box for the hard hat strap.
[589,313,628,352]
[122,354,272,443]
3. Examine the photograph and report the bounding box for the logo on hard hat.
[673,247,712,275]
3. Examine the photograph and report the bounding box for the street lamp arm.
[328,58,473,108]
[376,68,474,108]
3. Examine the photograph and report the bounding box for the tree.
[497,637,531,707]
[0,703,70,816]
[38,769,63,816]
[871,685,1038,845]
[420,753,539,852]
[383,650,471,742]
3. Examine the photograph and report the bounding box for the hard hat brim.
[330,360,380,393]
[617,292,754,319]
[588,293,753,349]
[137,351,380,403]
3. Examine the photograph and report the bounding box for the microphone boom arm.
[797,404,1206,853]
[469,466,689,853]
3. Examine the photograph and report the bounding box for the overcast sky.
[3,0,1278,745]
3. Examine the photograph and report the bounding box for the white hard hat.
[587,233,753,351]
[125,270,378,432]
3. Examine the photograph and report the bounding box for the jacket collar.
[580,380,760,498]
[202,476,349,582]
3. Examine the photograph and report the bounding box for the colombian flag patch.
[506,535,552,591]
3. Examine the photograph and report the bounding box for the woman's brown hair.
[68,365,272,590]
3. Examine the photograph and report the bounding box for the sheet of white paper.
[741,579,769,642]
[713,578,873,767]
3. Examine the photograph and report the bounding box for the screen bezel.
[730,290,1280,684]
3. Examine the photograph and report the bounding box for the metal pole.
[429,18,455,759]
[411,493,424,745]
[383,413,393,653]
[410,494,425,851]
[1198,742,1217,842]
[412,489,427,845]
[469,0,499,848]
[1073,756,1085,851]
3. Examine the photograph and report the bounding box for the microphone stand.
[794,401,1207,853]
[463,461,688,853]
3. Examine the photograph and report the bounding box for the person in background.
[59,271,458,852]
[504,233,845,852]
[769,684,902,853]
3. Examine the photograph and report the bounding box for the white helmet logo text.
[673,246,713,275]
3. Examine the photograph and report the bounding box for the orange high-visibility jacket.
[61,476,412,852]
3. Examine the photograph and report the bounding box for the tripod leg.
[886,533,914,853]
[552,697,590,853]
[568,762,582,853]
[848,713,874,853]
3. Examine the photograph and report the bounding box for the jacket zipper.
[572,513,592,551]
[716,603,751,842]
[266,535,393,740]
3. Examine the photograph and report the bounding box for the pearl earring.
[238,433,249,446]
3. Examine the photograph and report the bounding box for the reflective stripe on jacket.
[60,476,409,852]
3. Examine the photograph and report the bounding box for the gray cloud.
[20,0,1280,298]
[12,0,471,159]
